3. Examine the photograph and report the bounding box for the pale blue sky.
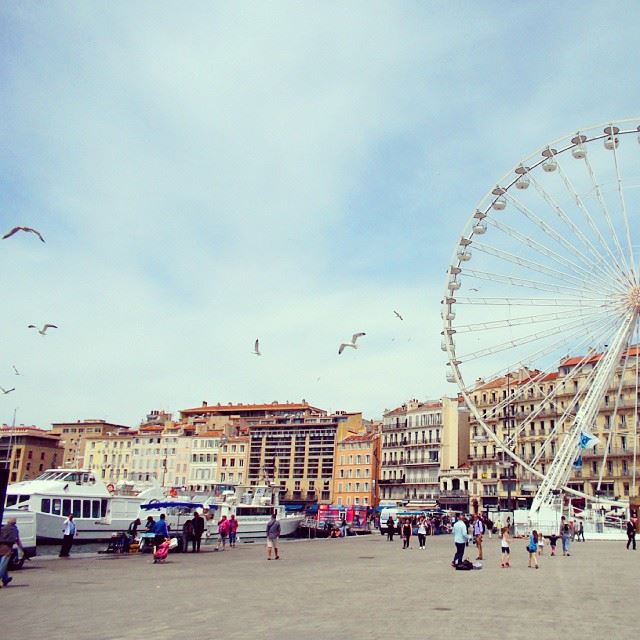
[1,2,640,426]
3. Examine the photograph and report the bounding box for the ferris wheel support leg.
[530,313,636,515]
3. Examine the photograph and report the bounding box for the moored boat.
[5,468,164,543]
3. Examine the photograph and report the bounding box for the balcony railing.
[404,459,439,466]
[439,490,469,498]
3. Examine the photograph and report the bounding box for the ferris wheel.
[442,118,640,514]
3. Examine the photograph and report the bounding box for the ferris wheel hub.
[626,286,640,311]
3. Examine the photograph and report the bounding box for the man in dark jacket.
[191,512,205,552]
[0,517,25,587]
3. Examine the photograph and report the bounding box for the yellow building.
[466,349,640,512]
[51,419,130,468]
[332,432,380,507]
[84,430,135,484]
[217,435,250,485]
[1,426,63,484]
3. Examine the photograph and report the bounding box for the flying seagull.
[469,288,479,292]
[12,365,20,376]
[252,339,261,356]
[28,324,58,336]
[0,386,15,395]
[2,226,45,243]
[393,310,403,321]
[338,332,366,355]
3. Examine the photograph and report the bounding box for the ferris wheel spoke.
[503,188,621,289]
[454,296,608,307]
[527,168,630,287]
[611,139,638,284]
[632,327,639,497]
[493,318,617,440]
[528,352,607,467]
[463,268,616,297]
[595,336,633,491]
[470,241,608,292]
[484,216,625,294]
[457,312,618,363]
[454,308,606,334]
[582,151,635,280]
[462,312,620,396]
[523,357,602,461]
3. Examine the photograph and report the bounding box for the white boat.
[139,485,304,540]
[4,468,164,543]
[1,508,37,556]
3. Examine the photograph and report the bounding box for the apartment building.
[380,397,469,507]
[84,430,135,484]
[188,431,223,492]
[217,435,250,485]
[51,419,130,468]
[245,409,361,504]
[0,426,63,483]
[379,404,408,503]
[332,432,380,507]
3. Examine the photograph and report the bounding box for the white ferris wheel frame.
[442,118,640,512]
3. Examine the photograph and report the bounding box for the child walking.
[527,530,539,569]
[546,533,558,556]
[537,533,544,556]
[500,526,511,568]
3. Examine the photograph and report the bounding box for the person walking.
[500,526,511,568]
[401,519,412,549]
[537,532,544,556]
[153,513,170,549]
[451,513,468,568]
[561,521,571,556]
[546,533,559,556]
[473,514,485,560]
[228,514,239,548]
[417,518,427,550]
[216,515,229,551]
[192,511,205,552]
[386,516,395,542]
[577,520,585,542]
[339,516,348,539]
[59,514,77,557]
[626,516,636,550]
[0,517,26,587]
[266,511,281,560]
[182,518,194,553]
[527,530,539,569]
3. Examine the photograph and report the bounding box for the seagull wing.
[0,387,5,394]
[12,366,19,375]
[338,343,347,355]
[43,324,58,331]
[394,311,403,320]
[254,339,259,351]
[28,325,37,329]
[26,227,45,243]
[2,227,21,240]
[6,388,15,393]
[351,332,366,344]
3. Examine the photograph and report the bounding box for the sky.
[2,1,640,427]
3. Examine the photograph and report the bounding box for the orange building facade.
[332,432,381,507]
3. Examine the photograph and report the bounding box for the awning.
[284,504,304,512]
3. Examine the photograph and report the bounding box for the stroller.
[153,538,171,563]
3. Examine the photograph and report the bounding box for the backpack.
[455,559,474,571]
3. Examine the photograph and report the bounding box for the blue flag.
[573,455,583,469]
[578,431,599,449]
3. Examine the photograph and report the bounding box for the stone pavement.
[2,534,635,640]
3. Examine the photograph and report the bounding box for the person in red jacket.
[216,515,229,551]
[228,514,239,548]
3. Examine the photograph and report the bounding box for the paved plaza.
[2,534,635,640]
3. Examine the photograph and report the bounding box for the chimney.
[202,401,208,407]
